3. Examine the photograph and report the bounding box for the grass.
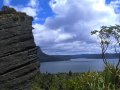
[31,65,120,90]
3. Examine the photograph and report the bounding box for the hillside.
[37,46,63,62]
[53,53,119,60]
[37,46,119,62]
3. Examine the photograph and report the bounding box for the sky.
[0,0,120,55]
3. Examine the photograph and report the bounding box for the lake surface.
[40,59,119,73]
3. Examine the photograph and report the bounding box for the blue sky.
[1,0,120,55]
[1,0,55,24]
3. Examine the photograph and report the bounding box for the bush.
[31,65,120,90]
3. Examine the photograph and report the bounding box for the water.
[40,59,119,73]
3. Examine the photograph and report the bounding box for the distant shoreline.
[37,46,119,62]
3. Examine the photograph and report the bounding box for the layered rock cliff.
[0,6,40,90]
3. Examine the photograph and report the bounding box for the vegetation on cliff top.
[0,6,33,22]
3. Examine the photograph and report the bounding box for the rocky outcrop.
[0,6,40,90]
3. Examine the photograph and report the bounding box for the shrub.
[31,66,120,90]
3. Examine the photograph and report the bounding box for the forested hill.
[37,46,119,62]
[37,46,64,62]
[53,54,119,60]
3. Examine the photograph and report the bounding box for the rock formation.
[0,6,40,90]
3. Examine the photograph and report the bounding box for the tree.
[91,25,120,69]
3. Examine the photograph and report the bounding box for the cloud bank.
[3,0,120,55]
[33,0,119,54]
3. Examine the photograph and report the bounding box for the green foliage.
[103,64,120,89]
[31,66,120,90]
[2,6,16,13]
[0,6,26,22]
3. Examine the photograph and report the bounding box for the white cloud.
[21,7,38,17]
[28,0,38,8]
[3,0,120,54]
[3,0,11,5]
[41,41,101,55]
[47,0,119,28]
[33,0,120,54]
[108,1,120,22]
[55,33,75,42]
[5,0,40,18]
[19,0,39,17]
[33,23,75,45]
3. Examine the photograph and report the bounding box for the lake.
[40,59,119,73]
